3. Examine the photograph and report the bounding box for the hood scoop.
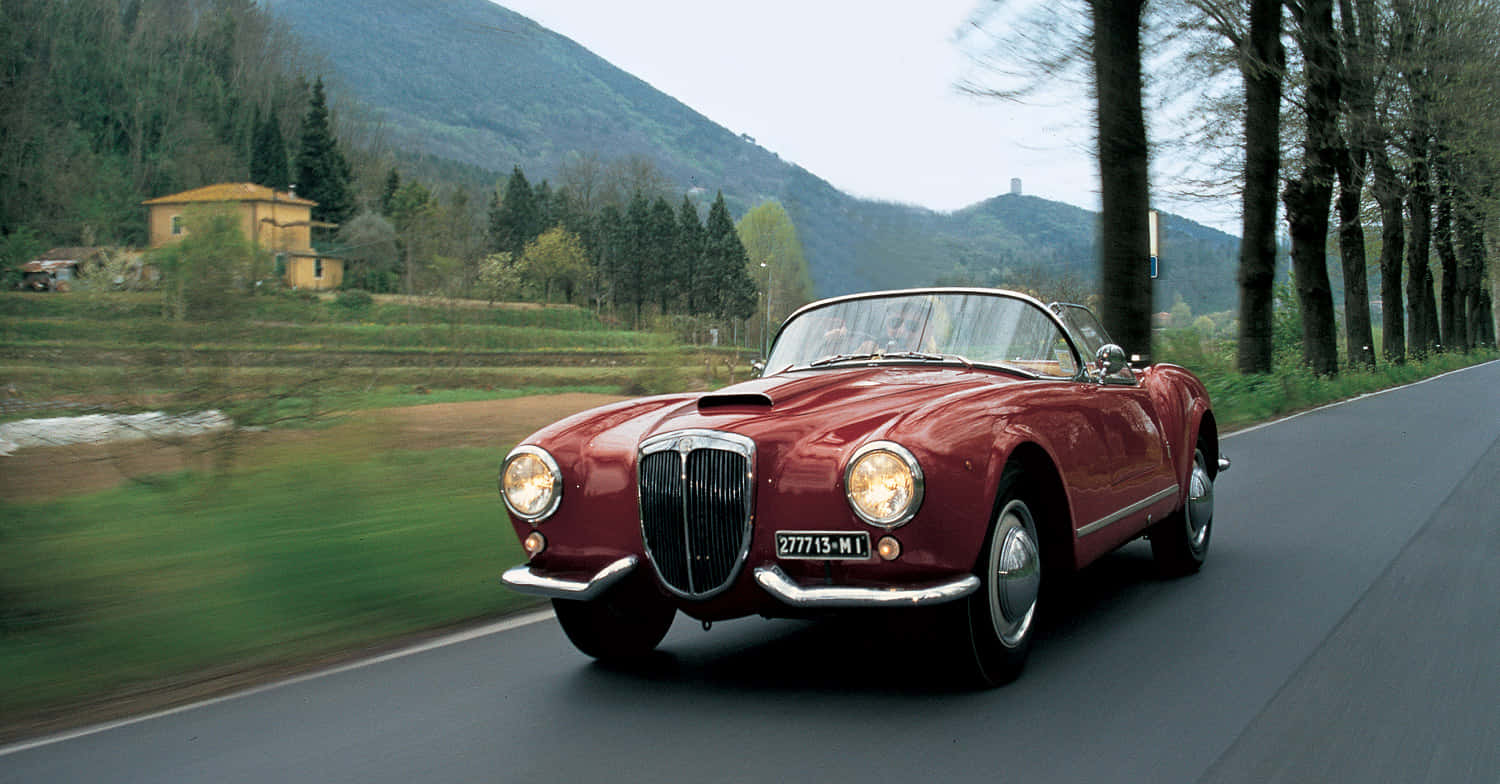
[697,392,774,410]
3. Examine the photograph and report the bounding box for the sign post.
[1148,209,1160,280]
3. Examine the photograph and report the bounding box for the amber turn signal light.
[876,535,901,561]
[523,531,547,557]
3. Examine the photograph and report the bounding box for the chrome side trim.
[753,565,979,608]
[1076,486,1178,538]
[501,555,638,601]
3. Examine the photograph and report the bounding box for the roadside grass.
[0,439,534,723]
[1153,329,1499,430]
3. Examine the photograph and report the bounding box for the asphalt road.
[4,360,1498,783]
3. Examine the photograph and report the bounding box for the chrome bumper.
[753,565,979,608]
[1218,455,1232,473]
[501,555,638,601]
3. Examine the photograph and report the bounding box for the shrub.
[333,289,374,311]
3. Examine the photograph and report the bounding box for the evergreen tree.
[623,192,652,325]
[677,195,706,314]
[294,77,355,230]
[648,196,679,313]
[594,203,627,313]
[250,109,289,190]
[379,168,401,217]
[490,166,538,258]
[533,179,555,234]
[703,192,757,320]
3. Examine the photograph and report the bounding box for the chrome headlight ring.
[500,445,563,524]
[844,440,925,528]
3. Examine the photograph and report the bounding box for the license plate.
[775,531,871,560]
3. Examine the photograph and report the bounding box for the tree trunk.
[1371,150,1406,363]
[1335,0,1375,369]
[1432,152,1461,350]
[1090,0,1153,359]
[1235,0,1283,375]
[1405,163,1434,356]
[1284,0,1342,375]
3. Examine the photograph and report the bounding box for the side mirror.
[1095,344,1127,378]
[751,359,767,376]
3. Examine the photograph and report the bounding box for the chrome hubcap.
[1186,450,1213,550]
[989,500,1039,648]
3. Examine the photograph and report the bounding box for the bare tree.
[960,0,1154,356]
[1282,0,1342,374]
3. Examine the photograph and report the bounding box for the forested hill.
[265,0,1240,312]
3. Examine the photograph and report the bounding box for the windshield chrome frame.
[766,287,1087,381]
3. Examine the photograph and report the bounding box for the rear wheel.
[1150,446,1214,577]
[956,466,1043,686]
[552,582,675,660]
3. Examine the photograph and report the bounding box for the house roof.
[31,247,107,263]
[21,260,78,273]
[142,183,317,207]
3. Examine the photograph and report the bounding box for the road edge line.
[1224,358,1498,439]
[0,608,555,758]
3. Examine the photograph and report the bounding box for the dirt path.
[0,393,626,501]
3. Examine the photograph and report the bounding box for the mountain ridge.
[264,0,1239,312]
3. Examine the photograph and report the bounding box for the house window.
[314,258,324,279]
[170,215,184,235]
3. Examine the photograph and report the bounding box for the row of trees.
[965,0,1499,373]
[340,158,814,341]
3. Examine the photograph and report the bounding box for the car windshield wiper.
[882,351,975,368]
[807,352,882,367]
[805,351,976,369]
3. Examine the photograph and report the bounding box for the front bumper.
[501,555,979,610]
[501,555,639,601]
[753,565,979,608]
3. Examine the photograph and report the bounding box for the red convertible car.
[500,288,1227,685]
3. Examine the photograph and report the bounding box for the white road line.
[0,608,555,758]
[1224,358,1498,439]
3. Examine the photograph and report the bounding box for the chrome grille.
[638,430,755,598]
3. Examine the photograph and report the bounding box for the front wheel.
[552,582,675,660]
[1150,446,1214,577]
[956,467,1043,686]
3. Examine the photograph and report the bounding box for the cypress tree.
[623,192,651,325]
[294,77,354,229]
[677,195,705,314]
[379,168,401,217]
[595,203,626,313]
[250,109,289,190]
[491,166,538,259]
[704,192,757,320]
[649,196,679,313]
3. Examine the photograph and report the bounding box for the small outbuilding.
[18,247,109,292]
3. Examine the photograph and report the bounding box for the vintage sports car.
[500,288,1228,685]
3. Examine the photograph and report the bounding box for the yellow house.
[142,183,344,290]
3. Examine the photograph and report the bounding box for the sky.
[492,0,1240,233]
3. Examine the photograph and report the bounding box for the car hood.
[644,365,1023,467]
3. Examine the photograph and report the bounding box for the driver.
[855,302,929,354]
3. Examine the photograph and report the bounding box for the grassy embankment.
[0,291,1494,736]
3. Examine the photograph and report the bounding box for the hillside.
[264,0,1240,313]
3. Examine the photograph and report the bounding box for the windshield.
[765,291,1081,378]
[1050,303,1113,359]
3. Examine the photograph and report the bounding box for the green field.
[0,291,1494,738]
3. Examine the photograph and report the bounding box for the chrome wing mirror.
[1094,344,1127,381]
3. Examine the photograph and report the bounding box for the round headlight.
[844,441,924,528]
[500,446,562,523]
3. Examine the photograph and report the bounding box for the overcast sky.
[493,0,1239,233]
